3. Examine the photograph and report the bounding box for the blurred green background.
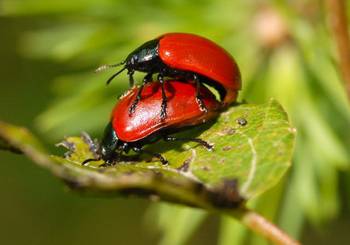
[1,0,350,244]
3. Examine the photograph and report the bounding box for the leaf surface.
[0,99,295,211]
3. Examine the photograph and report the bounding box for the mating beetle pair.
[83,33,241,166]
[83,80,221,166]
[97,33,241,119]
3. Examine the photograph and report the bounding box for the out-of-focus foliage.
[1,0,350,244]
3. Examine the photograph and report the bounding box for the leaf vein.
[239,135,257,196]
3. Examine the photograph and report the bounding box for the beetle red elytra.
[82,80,221,166]
[96,33,241,119]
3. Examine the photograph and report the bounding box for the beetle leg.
[194,74,208,113]
[132,147,168,165]
[163,135,213,151]
[82,157,101,166]
[129,86,143,115]
[145,72,153,83]
[158,74,168,120]
[129,73,153,115]
[128,70,135,88]
[115,70,135,99]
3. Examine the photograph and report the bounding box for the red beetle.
[96,33,241,119]
[83,80,221,166]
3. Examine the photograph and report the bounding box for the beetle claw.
[160,158,169,165]
[153,152,168,165]
[205,142,214,151]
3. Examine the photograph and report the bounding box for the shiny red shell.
[111,80,221,142]
[158,33,241,105]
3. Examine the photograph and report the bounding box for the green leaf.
[0,99,295,210]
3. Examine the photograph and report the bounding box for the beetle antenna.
[95,61,126,73]
[106,66,127,85]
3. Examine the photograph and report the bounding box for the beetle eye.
[131,55,138,64]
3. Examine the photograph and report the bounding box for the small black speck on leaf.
[236,117,248,126]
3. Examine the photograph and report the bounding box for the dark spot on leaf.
[201,166,211,171]
[177,157,192,172]
[222,145,232,151]
[236,117,248,126]
[209,179,244,208]
[178,161,190,172]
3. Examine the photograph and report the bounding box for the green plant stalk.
[325,0,350,100]
[230,209,300,245]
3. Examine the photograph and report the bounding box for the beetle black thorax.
[125,38,165,73]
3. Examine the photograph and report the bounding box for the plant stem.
[231,208,300,245]
[0,142,22,154]
[325,0,350,100]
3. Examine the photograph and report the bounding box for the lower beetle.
[82,80,221,166]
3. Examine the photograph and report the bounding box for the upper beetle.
[96,33,241,119]
[82,80,221,166]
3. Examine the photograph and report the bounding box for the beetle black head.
[82,122,125,166]
[124,38,160,72]
[99,122,122,162]
[95,38,160,85]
